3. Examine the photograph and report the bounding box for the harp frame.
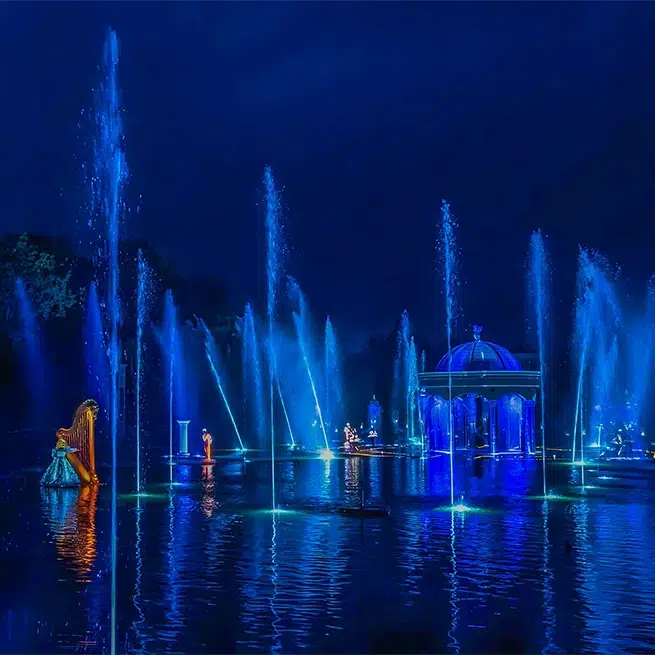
[57,399,100,485]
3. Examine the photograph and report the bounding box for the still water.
[1,456,655,654]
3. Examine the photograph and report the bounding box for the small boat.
[337,504,390,518]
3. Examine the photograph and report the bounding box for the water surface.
[2,457,654,653]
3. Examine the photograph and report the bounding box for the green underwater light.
[433,503,488,514]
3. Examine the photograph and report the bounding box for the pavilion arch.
[418,330,540,456]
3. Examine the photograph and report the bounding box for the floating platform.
[339,445,406,458]
[596,455,654,472]
[337,504,390,518]
[165,453,247,465]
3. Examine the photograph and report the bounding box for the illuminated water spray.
[293,311,330,450]
[628,276,655,448]
[325,316,344,435]
[91,28,126,655]
[392,311,411,439]
[241,303,266,449]
[201,320,245,451]
[528,230,549,497]
[572,251,592,484]
[163,290,177,481]
[264,167,286,509]
[15,277,46,409]
[84,281,109,406]
[135,250,153,492]
[439,201,459,507]
[572,249,623,488]
[408,337,420,453]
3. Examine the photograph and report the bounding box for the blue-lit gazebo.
[418,326,541,456]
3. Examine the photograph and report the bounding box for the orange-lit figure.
[202,428,213,461]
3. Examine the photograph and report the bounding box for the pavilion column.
[521,399,536,455]
[489,400,497,455]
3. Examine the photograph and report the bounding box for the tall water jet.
[628,276,655,447]
[241,303,266,449]
[528,230,550,497]
[572,250,621,486]
[162,290,177,480]
[84,281,109,407]
[324,316,344,435]
[392,311,411,440]
[572,250,593,480]
[265,167,285,509]
[91,28,126,655]
[293,311,330,450]
[14,277,46,410]
[439,201,459,507]
[408,337,420,453]
[200,319,245,451]
[288,277,329,450]
[135,250,153,492]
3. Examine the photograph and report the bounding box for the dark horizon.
[2,3,655,352]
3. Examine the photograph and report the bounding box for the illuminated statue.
[368,394,382,431]
[202,428,213,460]
[42,400,99,487]
[41,438,82,487]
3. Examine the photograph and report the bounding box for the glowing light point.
[452,503,471,513]
[318,448,334,461]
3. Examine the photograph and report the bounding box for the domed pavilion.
[418,325,541,455]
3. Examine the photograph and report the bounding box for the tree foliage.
[0,234,78,328]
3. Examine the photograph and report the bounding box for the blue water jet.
[241,303,266,449]
[14,277,46,411]
[200,319,245,451]
[162,291,177,479]
[408,337,420,452]
[264,167,285,509]
[135,250,154,492]
[392,310,411,441]
[439,200,459,507]
[84,281,109,408]
[572,249,620,484]
[91,28,126,655]
[528,230,550,497]
[288,277,330,449]
[292,311,329,450]
[627,276,655,447]
[324,316,344,436]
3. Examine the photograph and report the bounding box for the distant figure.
[368,428,378,447]
[612,430,624,456]
[202,428,213,461]
[41,438,80,487]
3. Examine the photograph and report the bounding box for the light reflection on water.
[0,458,654,653]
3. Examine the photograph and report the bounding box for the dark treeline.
[0,233,232,437]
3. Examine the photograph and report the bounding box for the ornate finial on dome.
[473,324,483,341]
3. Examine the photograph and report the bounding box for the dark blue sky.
[2,2,655,351]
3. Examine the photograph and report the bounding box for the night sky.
[2,2,655,352]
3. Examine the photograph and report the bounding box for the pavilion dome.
[436,325,522,372]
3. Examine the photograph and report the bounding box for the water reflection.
[5,458,654,653]
[40,484,98,580]
[541,501,558,654]
[448,512,460,655]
